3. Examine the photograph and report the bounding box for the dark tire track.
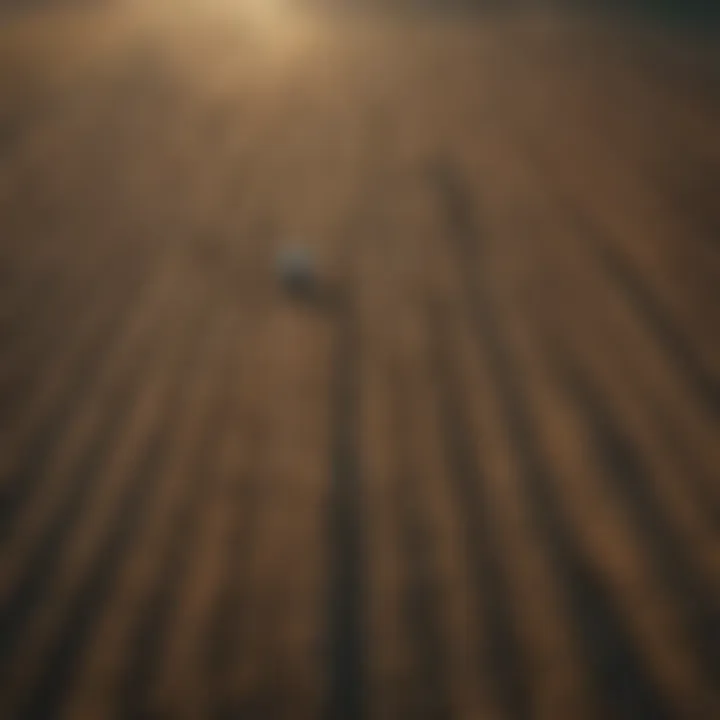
[0,275,175,672]
[326,281,366,720]
[12,302,215,720]
[118,316,234,719]
[428,158,676,720]
[549,345,720,690]
[426,300,530,720]
[205,419,267,720]
[0,259,155,543]
[389,358,452,720]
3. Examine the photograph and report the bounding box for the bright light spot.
[202,0,303,35]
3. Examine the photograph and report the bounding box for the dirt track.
[0,2,719,718]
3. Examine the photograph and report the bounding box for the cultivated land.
[0,2,719,718]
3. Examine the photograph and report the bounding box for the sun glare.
[211,0,301,32]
